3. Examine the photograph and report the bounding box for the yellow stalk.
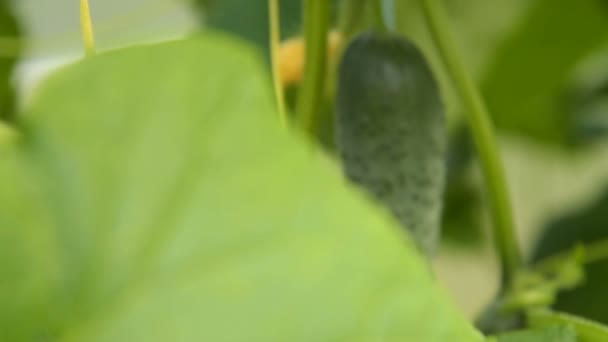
[80,0,96,57]
[268,0,287,127]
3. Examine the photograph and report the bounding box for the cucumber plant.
[2,0,608,341]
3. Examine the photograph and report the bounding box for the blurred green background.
[3,0,608,323]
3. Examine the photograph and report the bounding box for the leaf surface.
[0,34,481,342]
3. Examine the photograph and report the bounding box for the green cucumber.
[336,31,446,255]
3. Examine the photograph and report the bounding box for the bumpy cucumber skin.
[336,31,446,255]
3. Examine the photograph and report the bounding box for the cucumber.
[335,31,446,255]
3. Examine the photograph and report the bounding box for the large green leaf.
[0,34,481,341]
[481,0,608,145]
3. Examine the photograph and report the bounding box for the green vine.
[337,0,368,42]
[371,0,388,34]
[419,0,521,287]
[268,0,287,127]
[80,0,96,56]
[295,0,330,134]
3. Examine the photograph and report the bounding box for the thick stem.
[419,0,521,287]
[296,0,330,133]
[268,0,287,127]
[80,0,96,57]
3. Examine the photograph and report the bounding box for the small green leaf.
[1,34,481,341]
[476,248,585,334]
[494,324,576,342]
[532,190,608,324]
[441,126,485,248]
[529,310,608,342]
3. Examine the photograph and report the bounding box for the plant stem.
[419,0,521,287]
[337,0,368,42]
[268,0,287,127]
[296,0,330,133]
[80,0,96,57]
[382,0,397,31]
[371,0,388,34]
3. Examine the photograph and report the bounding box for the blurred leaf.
[0,0,23,120]
[502,255,585,313]
[476,301,524,335]
[193,0,330,58]
[0,34,481,341]
[529,310,608,342]
[477,247,585,334]
[441,126,485,248]
[532,189,608,324]
[571,74,608,142]
[533,190,608,261]
[481,0,608,146]
[533,247,586,294]
[494,324,576,342]
[551,260,608,325]
[441,179,484,247]
[191,0,345,58]
[395,0,531,132]
[201,0,303,53]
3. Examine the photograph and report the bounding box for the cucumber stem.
[80,0,96,57]
[338,0,368,42]
[268,0,288,127]
[296,0,330,133]
[371,0,389,34]
[419,0,521,287]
